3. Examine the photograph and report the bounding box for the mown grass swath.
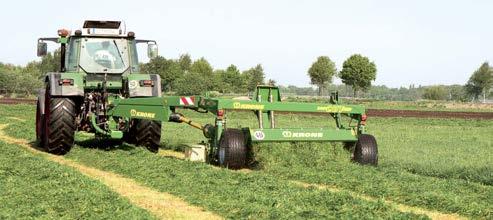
[2,104,492,218]
[0,141,153,219]
[0,104,423,219]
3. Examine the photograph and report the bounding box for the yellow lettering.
[232,102,265,110]
[130,109,156,119]
[316,106,352,113]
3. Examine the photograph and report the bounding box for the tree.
[190,57,214,90]
[178,54,192,71]
[141,56,183,92]
[307,56,337,96]
[422,85,447,100]
[190,58,213,75]
[174,72,208,95]
[448,84,468,102]
[339,54,377,97]
[466,62,493,102]
[218,65,242,93]
[243,64,265,92]
[38,49,61,74]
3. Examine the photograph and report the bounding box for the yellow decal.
[316,106,352,113]
[282,131,323,138]
[130,109,156,119]
[233,102,265,110]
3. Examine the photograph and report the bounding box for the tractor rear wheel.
[43,96,77,155]
[353,134,378,166]
[35,100,45,148]
[218,129,248,169]
[132,119,162,153]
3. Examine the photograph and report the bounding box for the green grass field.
[0,104,492,219]
[0,138,154,219]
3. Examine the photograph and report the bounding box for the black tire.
[123,120,137,144]
[343,142,356,151]
[353,134,378,166]
[43,96,77,155]
[35,100,45,148]
[133,119,161,153]
[218,129,248,169]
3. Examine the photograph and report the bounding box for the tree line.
[0,51,491,102]
[140,54,266,95]
[0,51,60,96]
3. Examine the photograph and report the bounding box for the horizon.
[1,0,492,88]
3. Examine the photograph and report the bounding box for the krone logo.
[254,131,265,140]
[232,102,264,110]
[282,131,292,138]
[282,131,323,138]
[316,106,352,113]
[130,109,156,119]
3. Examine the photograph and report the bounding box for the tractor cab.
[37,20,158,75]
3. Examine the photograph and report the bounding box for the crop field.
[0,104,492,219]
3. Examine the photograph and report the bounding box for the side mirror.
[147,43,158,59]
[37,41,47,57]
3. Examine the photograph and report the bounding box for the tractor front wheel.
[42,96,77,155]
[353,134,378,166]
[218,129,248,169]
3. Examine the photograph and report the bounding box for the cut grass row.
[164,109,493,186]
[0,139,154,219]
[141,108,493,218]
[2,104,492,218]
[66,142,425,219]
[0,105,424,219]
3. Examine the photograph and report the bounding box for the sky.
[1,0,492,88]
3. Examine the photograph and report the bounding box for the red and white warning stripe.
[179,96,195,105]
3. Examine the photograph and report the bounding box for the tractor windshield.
[78,38,130,74]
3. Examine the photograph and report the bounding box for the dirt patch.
[0,124,222,220]
[292,181,465,220]
[367,109,493,119]
[0,98,36,105]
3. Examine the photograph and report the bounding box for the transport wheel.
[35,100,45,148]
[42,95,77,155]
[218,129,248,169]
[353,134,378,165]
[133,119,162,153]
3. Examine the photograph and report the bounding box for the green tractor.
[36,20,162,154]
[36,20,378,169]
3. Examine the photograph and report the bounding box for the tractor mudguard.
[127,74,161,97]
[37,89,46,114]
[45,72,84,97]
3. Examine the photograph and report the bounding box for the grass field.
[0,135,154,219]
[0,104,492,219]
